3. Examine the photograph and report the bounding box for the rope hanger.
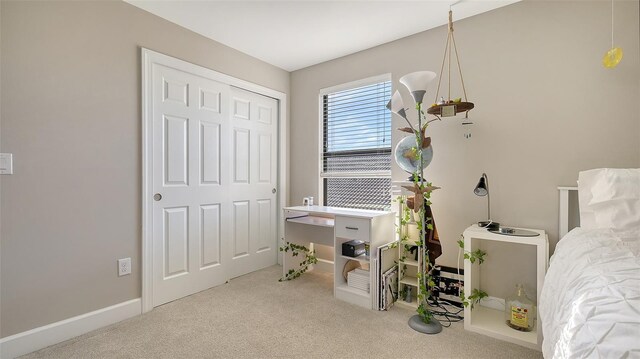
[426,4,474,118]
[434,9,468,104]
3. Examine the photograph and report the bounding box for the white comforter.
[540,227,640,358]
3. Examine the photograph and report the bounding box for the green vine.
[278,242,318,281]
[457,236,488,309]
[392,199,412,250]
[416,217,437,324]
[460,288,488,310]
[457,238,487,264]
[400,202,412,226]
[414,103,437,324]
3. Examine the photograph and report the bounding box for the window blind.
[321,80,392,211]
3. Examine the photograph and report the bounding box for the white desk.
[283,206,395,309]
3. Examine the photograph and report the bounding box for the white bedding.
[540,227,640,358]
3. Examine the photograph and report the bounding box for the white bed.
[540,169,640,358]
[540,227,640,358]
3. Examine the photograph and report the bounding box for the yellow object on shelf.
[504,284,536,332]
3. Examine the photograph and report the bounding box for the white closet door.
[227,87,278,279]
[151,63,278,306]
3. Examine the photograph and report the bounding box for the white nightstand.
[462,224,549,350]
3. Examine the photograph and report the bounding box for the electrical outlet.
[118,258,131,276]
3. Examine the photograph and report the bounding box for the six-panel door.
[152,64,278,306]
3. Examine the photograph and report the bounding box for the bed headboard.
[558,186,579,238]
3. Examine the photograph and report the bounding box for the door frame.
[141,48,288,313]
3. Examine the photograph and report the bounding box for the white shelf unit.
[462,225,549,350]
[333,213,395,309]
[393,181,423,309]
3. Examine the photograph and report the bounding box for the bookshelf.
[393,181,423,309]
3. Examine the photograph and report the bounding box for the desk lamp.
[474,173,499,230]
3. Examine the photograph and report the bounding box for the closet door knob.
[153,193,163,201]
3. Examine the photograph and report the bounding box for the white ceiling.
[126,0,519,71]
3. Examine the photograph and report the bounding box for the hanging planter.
[427,101,474,117]
[426,9,475,118]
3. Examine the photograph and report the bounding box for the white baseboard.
[0,298,142,359]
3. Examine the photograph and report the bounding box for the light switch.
[0,153,13,175]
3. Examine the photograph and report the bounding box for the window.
[320,77,392,211]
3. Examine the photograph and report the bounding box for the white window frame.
[317,73,392,208]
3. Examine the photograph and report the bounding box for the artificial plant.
[410,102,439,325]
[278,242,318,282]
[457,237,488,310]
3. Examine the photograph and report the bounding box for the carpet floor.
[21,265,543,358]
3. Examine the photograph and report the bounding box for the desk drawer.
[335,216,370,241]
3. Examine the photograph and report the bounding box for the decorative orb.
[603,47,623,68]
[394,135,433,175]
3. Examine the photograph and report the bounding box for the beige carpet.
[22,266,542,358]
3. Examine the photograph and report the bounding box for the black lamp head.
[474,174,488,196]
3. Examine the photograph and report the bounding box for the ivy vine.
[412,104,438,325]
[460,288,488,310]
[457,238,487,264]
[391,200,412,250]
[457,237,488,309]
[278,242,318,281]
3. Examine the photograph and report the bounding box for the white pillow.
[577,169,600,229]
[579,168,640,231]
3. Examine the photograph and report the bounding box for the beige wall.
[0,0,289,337]
[290,0,640,289]
[0,0,3,339]
[1,0,639,339]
